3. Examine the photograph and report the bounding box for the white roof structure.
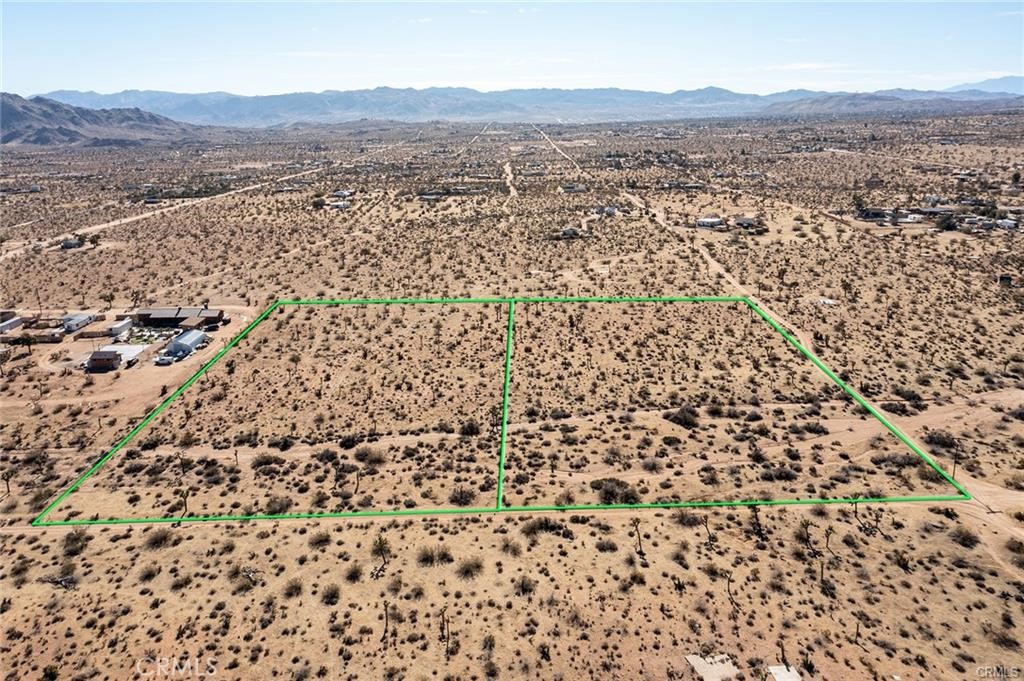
[99,344,148,363]
[168,330,208,355]
[685,654,740,681]
[769,665,803,681]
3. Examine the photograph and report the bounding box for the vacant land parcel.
[35,297,965,526]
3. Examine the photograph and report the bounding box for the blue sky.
[2,2,1021,95]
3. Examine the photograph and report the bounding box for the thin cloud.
[762,62,843,72]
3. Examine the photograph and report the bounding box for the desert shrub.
[522,517,574,540]
[456,557,484,579]
[252,454,285,470]
[144,528,174,550]
[674,510,702,527]
[354,446,385,465]
[589,477,640,504]
[871,452,921,468]
[345,563,363,583]
[641,457,663,473]
[283,578,302,598]
[458,419,481,436]
[595,539,618,553]
[514,575,537,596]
[265,495,294,515]
[448,486,476,506]
[417,545,454,566]
[949,526,980,549]
[760,465,799,482]
[664,405,699,429]
[308,531,331,549]
[500,538,522,556]
[266,435,295,451]
[63,529,91,557]
[321,584,340,605]
[924,430,957,449]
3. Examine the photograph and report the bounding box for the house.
[167,330,209,356]
[135,307,224,328]
[62,313,95,333]
[696,216,724,229]
[858,207,889,221]
[0,316,23,334]
[996,218,1018,230]
[865,175,885,189]
[734,216,759,228]
[562,183,587,193]
[328,200,351,210]
[107,318,133,337]
[61,238,83,250]
[332,189,354,198]
[86,350,121,372]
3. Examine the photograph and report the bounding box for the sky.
[2,1,1022,96]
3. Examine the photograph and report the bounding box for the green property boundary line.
[31,295,969,528]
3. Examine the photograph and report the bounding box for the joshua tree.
[631,518,646,561]
[373,533,392,570]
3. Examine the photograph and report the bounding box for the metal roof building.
[167,330,208,356]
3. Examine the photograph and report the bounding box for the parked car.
[154,355,174,366]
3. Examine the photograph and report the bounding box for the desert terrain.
[1,113,1023,680]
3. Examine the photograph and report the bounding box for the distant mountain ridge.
[36,83,1024,127]
[0,92,205,146]
[946,75,1024,95]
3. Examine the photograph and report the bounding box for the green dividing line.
[31,300,281,526]
[277,295,747,306]
[743,298,970,500]
[496,301,516,509]
[30,492,970,528]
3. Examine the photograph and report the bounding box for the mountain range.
[1,92,205,146]
[34,81,1024,127]
[2,78,1021,146]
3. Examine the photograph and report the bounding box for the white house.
[107,318,133,337]
[696,216,724,229]
[167,330,209,356]
[0,316,23,334]
[62,313,95,332]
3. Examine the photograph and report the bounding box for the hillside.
[761,92,1024,116]
[0,93,204,146]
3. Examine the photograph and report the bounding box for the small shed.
[87,350,121,372]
